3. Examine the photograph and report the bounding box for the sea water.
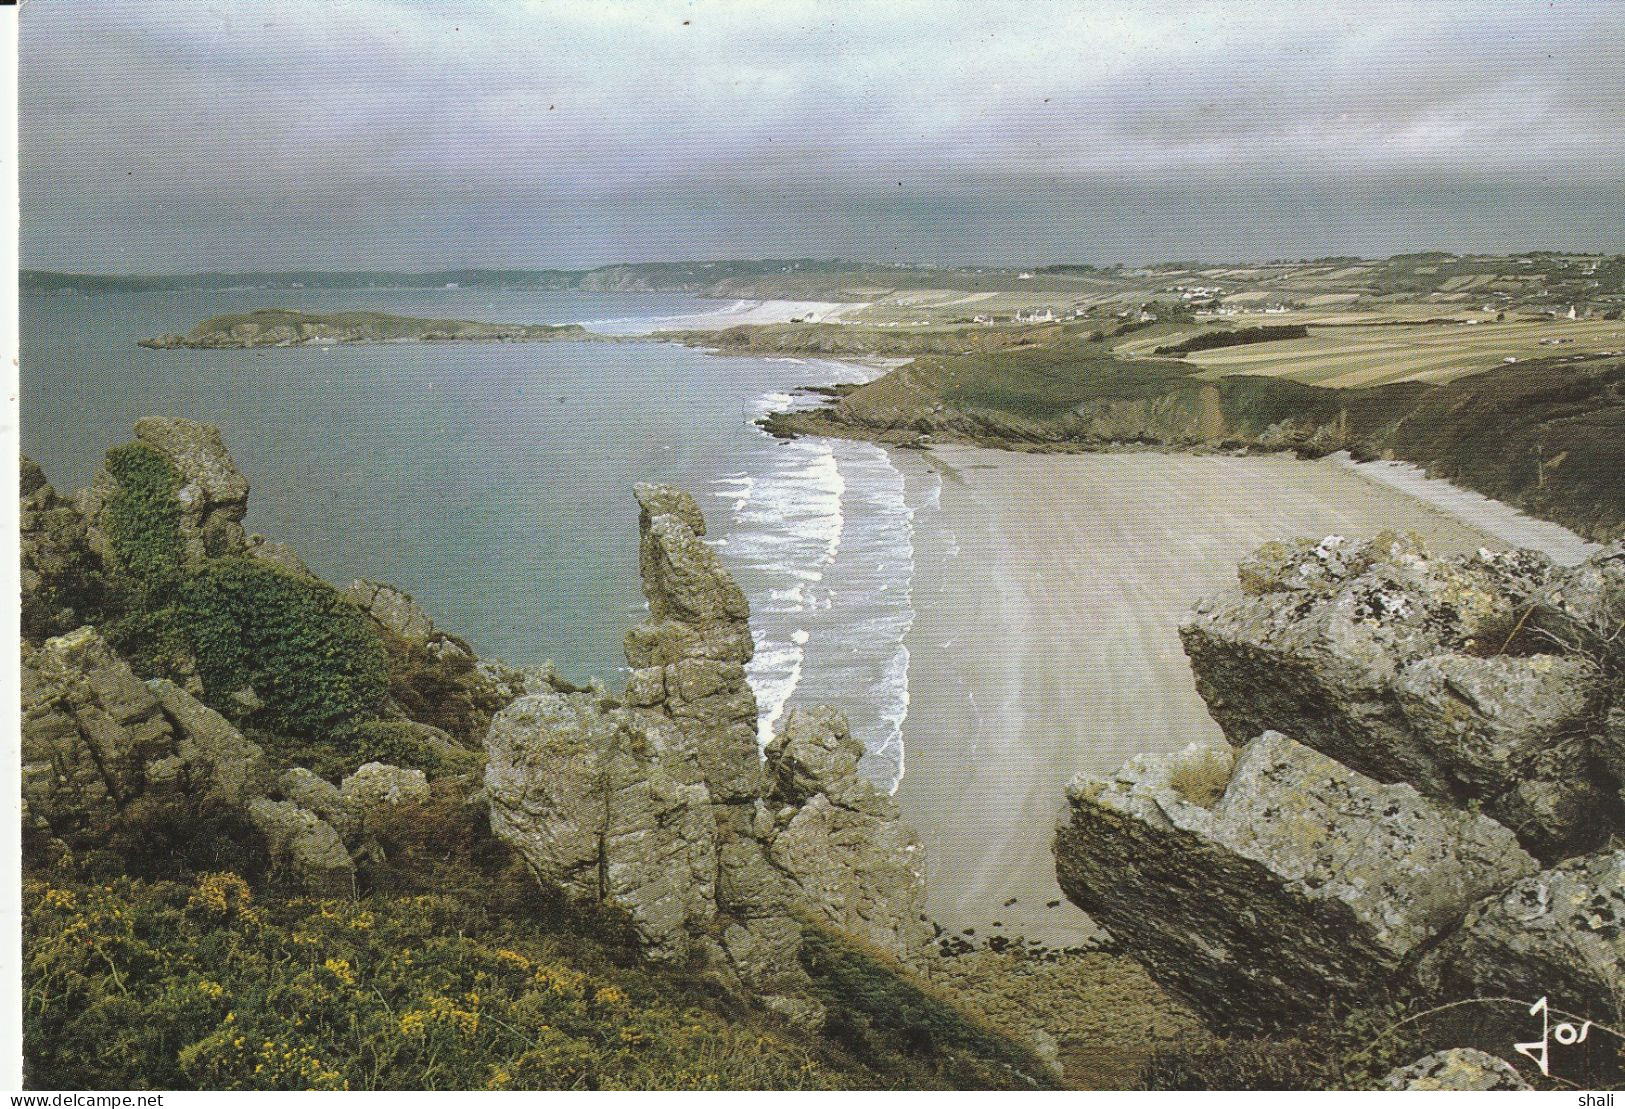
[21,287,918,786]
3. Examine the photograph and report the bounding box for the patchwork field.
[1115,316,1625,387]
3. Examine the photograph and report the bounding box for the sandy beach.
[891,445,1594,949]
[595,298,867,334]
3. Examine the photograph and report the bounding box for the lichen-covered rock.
[341,762,431,809]
[246,797,355,898]
[1418,849,1625,1024]
[1381,1048,1532,1091]
[22,627,177,832]
[146,679,273,807]
[1054,731,1539,1031]
[1528,542,1625,667]
[763,708,933,963]
[765,706,877,812]
[20,456,104,639]
[80,418,251,564]
[624,482,760,803]
[485,690,719,962]
[486,485,937,1022]
[279,767,355,839]
[1181,535,1616,857]
[19,626,289,850]
[347,580,437,646]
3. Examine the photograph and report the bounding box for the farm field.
[1115,316,1625,387]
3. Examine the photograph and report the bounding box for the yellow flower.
[187,872,254,920]
[495,948,532,971]
[42,887,77,910]
[322,958,357,985]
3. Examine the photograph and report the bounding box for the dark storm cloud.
[20,0,1625,270]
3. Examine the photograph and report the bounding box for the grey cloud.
[20,0,1625,270]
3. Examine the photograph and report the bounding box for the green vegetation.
[102,442,186,606]
[799,926,1056,1089]
[23,777,1056,1092]
[180,558,387,740]
[140,309,587,349]
[1154,325,1308,356]
[776,334,1625,541]
[22,873,848,1091]
[350,720,480,779]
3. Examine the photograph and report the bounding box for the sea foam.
[715,360,919,790]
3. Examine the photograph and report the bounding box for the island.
[138,308,590,348]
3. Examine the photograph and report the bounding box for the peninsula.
[139,308,589,348]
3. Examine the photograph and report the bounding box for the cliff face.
[773,353,1625,542]
[1055,534,1625,1040]
[484,483,933,1027]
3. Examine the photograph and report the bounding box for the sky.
[19,0,1625,272]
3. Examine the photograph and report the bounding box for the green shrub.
[179,558,388,740]
[22,874,847,1091]
[350,720,478,778]
[102,442,185,606]
[105,605,196,683]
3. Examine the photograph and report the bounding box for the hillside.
[763,327,1624,542]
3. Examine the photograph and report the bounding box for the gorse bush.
[23,874,846,1091]
[102,442,186,606]
[180,558,387,740]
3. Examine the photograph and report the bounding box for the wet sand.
[891,446,1591,948]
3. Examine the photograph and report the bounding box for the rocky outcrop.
[21,456,105,640]
[622,482,761,803]
[1180,534,1620,858]
[19,624,372,897]
[347,580,439,648]
[487,484,932,1024]
[22,627,179,833]
[246,798,355,898]
[340,762,431,808]
[1419,849,1625,1024]
[78,416,251,565]
[146,679,273,807]
[1382,1049,1533,1091]
[487,692,721,960]
[345,578,526,745]
[761,707,933,962]
[1057,534,1625,1062]
[1054,731,1537,1031]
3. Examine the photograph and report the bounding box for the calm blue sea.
[20,287,917,783]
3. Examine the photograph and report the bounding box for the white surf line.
[1327,451,1600,566]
